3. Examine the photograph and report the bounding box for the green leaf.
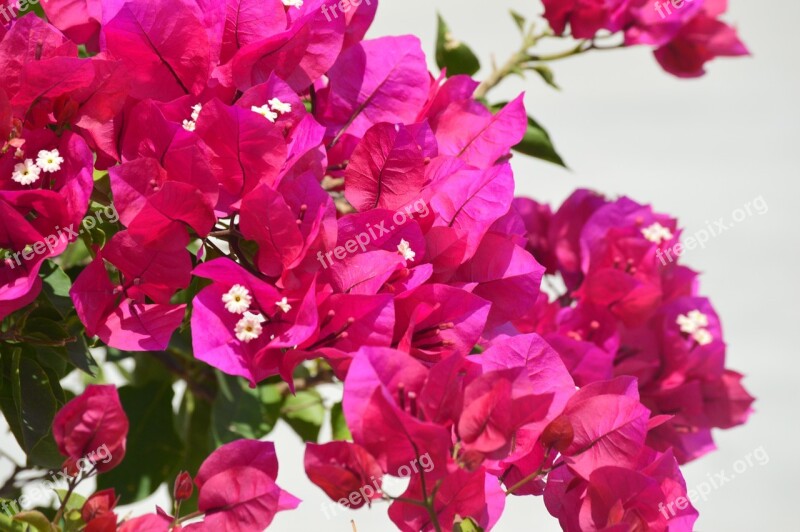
[330,401,351,441]
[90,173,112,205]
[22,318,70,345]
[510,10,526,33]
[10,351,64,468]
[175,390,214,515]
[436,14,481,77]
[282,389,324,442]
[83,225,107,249]
[212,374,281,444]
[64,323,97,377]
[515,115,566,167]
[22,0,46,19]
[454,517,484,532]
[63,509,84,532]
[57,239,91,270]
[54,490,87,513]
[32,348,69,392]
[527,64,560,90]
[489,102,566,167]
[97,379,184,504]
[0,509,28,531]
[40,262,73,318]
[14,511,57,532]
[0,348,25,450]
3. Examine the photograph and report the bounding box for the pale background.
[2,0,798,530]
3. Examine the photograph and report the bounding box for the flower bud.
[174,471,194,501]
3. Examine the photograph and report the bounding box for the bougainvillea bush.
[0,0,753,530]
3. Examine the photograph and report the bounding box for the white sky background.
[2,1,798,530]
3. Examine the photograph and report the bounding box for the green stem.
[474,15,624,101]
[410,445,442,532]
[174,510,204,525]
[527,41,589,62]
[504,459,566,496]
[52,476,79,525]
[386,496,428,508]
[475,23,541,100]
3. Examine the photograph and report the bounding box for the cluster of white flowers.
[642,222,674,244]
[11,149,63,185]
[251,97,292,123]
[676,309,713,346]
[182,103,204,132]
[221,285,292,343]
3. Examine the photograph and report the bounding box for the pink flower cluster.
[511,192,755,464]
[52,385,298,531]
[0,0,753,529]
[542,0,748,76]
[298,194,753,531]
[306,341,705,531]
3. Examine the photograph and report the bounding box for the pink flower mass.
[0,0,755,530]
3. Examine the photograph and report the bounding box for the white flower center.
[35,149,64,173]
[397,239,416,261]
[676,310,713,345]
[222,284,252,314]
[11,159,42,185]
[276,297,292,313]
[268,98,292,115]
[182,119,196,132]
[235,312,266,343]
[641,222,674,244]
[251,105,278,123]
[676,310,708,334]
[282,0,303,7]
[191,103,203,121]
[692,329,713,346]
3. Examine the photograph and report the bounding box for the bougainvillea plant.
[0,0,753,530]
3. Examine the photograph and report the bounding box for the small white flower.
[276,297,292,313]
[191,103,203,121]
[677,309,713,345]
[11,159,41,185]
[35,149,64,173]
[235,312,265,343]
[676,310,709,334]
[251,104,278,123]
[397,239,416,262]
[182,119,196,132]
[282,0,303,7]
[641,222,674,244]
[692,328,714,346]
[268,98,292,115]
[222,284,252,314]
